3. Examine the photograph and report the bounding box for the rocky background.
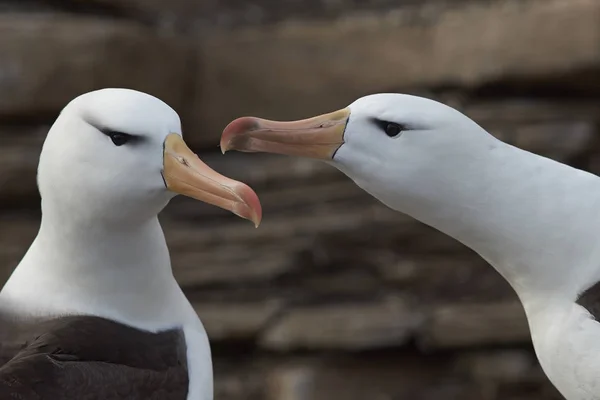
[1,0,599,398]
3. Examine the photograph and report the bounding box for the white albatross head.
[39,88,262,227]
[220,93,495,215]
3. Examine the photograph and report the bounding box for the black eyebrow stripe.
[80,112,143,139]
[99,129,139,138]
[369,118,410,131]
[101,130,146,146]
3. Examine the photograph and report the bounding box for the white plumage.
[222,93,600,400]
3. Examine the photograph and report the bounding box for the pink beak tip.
[221,117,260,152]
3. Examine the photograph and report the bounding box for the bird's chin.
[113,188,175,222]
[161,189,178,202]
[326,145,353,173]
[151,189,178,211]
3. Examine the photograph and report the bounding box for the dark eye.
[384,123,402,137]
[371,119,405,138]
[106,131,132,146]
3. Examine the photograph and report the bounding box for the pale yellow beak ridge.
[220,108,351,160]
[162,133,262,227]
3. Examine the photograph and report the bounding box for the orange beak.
[220,108,351,160]
[162,133,262,227]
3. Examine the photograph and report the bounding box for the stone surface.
[0,14,191,118]
[194,0,600,143]
[492,121,596,162]
[194,300,283,341]
[172,242,300,287]
[0,126,46,206]
[421,302,531,349]
[259,355,513,400]
[455,350,540,384]
[465,100,600,125]
[266,365,316,400]
[212,352,563,400]
[66,0,198,17]
[260,296,420,350]
[59,0,470,28]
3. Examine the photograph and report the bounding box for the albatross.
[0,88,262,400]
[221,93,600,400]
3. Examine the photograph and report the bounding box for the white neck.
[0,203,214,400]
[360,136,600,399]
[375,137,600,305]
[1,206,191,330]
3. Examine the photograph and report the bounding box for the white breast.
[527,302,600,400]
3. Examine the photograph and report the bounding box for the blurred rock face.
[0,0,598,399]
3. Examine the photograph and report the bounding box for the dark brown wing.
[0,314,188,400]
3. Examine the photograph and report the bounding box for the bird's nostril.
[176,156,189,166]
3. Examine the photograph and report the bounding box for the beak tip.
[251,207,262,229]
[233,182,263,228]
[221,117,260,152]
